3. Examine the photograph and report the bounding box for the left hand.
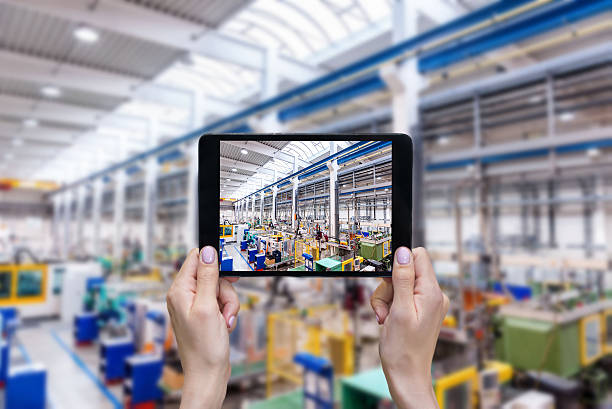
[166,246,240,409]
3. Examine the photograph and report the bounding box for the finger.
[219,279,241,330]
[173,248,199,289]
[224,276,240,283]
[167,248,199,312]
[195,246,220,303]
[391,247,416,310]
[370,280,393,325]
[412,247,439,290]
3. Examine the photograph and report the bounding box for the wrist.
[181,375,227,409]
[383,369,438,409]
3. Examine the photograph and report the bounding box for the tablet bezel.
[199,133,412,277]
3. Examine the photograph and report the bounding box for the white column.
[113,135,127,266]
[260,192,264,224]
[251,195,256,224]
[291,177,299,230]
[272,187,278,224]
[185,141,198,248]
[75,184,86,254]
[113,170,126,265]
[52,195,62,258]
[62,190,71,259]
[327,142,339,240]
[92,178,103,257]
[143,117,159,264]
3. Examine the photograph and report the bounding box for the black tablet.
[199,134,412,277]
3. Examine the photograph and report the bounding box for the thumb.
[195,246,219,304]
[391,247,415,310]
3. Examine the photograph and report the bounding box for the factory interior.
[0,0,611,408]
[219,140,392,274]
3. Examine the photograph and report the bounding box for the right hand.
[370,247,449,409]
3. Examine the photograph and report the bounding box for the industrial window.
[16,270,43,297]
[0,271,11,299]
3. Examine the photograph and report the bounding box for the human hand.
[370,247,449,409]
[166,246,240,409]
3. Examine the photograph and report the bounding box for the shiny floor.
[15,321,122,409]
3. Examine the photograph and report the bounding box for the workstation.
[0,0,611,408]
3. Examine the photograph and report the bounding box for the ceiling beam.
[0,50,193,109]
[0,94,148,131]
[3,0,326,83]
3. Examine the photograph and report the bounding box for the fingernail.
[375,313,381,325]
[201,246,215,264]
[396,247,411,265]
[228,315,236,328]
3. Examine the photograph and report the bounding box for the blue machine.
[240,240,248,251]
[0,340,8,387]
[303,253,314,271]
[248,248,257,263]
[294,353,334,409]
[6,363,46,409]
[124,355,164,404]
[221,256,234,271]
[74,313,98,344]
[0,308,18,347]
[255,253,266,270]
[99,337,135,383]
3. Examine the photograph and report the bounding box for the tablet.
[199,134,412,277]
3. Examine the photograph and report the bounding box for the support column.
[260,192,264,224]
[75,184,86,255]
[251,195,256,224]
[113,170,126,266]
[327,142,339,240]
[272,187,278,224]
[185,141,198,248]
[92,178,103,257]
[382,0,422,245]
[143,118,159,264]
[52,195,62,258]
[291,178,299,230]
[63,190,72,259]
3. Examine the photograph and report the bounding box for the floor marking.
[50,329,122,409]
[231,244,254,271]
[17,339,32,364]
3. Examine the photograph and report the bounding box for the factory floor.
[13,319,122,409]
[224,242,253,271]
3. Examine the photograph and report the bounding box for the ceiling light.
[438,136,450,146]
[560,112,575,122]
[4,153,14,160]
[231,168,237,172]
[12,138,23,147]
[40,85,62,98]
[587,147,601,158]
[23,118,39,128]
[74,26,100,43]
[241,149,248,155]
[226,178,230,181]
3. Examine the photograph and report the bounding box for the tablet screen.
[218,139,393,274]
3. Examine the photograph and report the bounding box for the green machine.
[315,257,342,272]
[496,316,580,377]
[359,238,390,261]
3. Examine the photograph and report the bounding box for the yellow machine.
[602,309,612,354]
[219,224,234,240]
[435,366,477,409]
[580,313,603,366]
[266,305,354,396]
[341,257,363,271]
[0,264,47,305]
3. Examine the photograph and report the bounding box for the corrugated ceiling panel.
[124,0,250,28]
[0,2,182,78]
